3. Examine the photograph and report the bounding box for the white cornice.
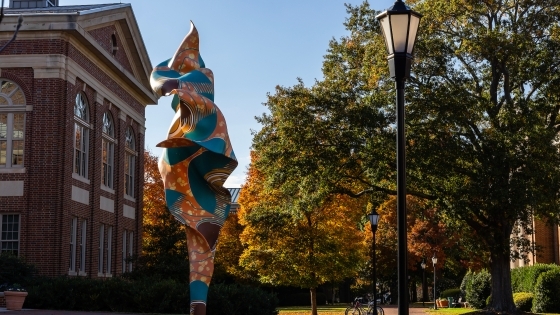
[0,54,145,127]
[0,7,157,105]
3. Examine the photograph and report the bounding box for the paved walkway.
[0,305,433,314]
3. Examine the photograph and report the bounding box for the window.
[79,220,87,274]
[102,112,114,189]
[124,127,136,198]
[106,226,112,275]
[0,80,26,168]
[122,231,127,273]
[128,231,133,272]
[69,217,77,273]
[98,224,104,274]
[74,93,89,178]
[1,214,20,256]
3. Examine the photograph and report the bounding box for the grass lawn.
[425,308,476,315]
[278,304,348,314]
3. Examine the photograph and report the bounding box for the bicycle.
[345,296,385,315]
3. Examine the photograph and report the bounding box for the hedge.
[511,264,560,294]
[463,269,491,309]
[25,276,278,315]
[533,269,560,313]
[513,292,533,312]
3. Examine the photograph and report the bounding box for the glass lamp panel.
[368,213,380,226]
[432,256,437,265]
[406,14,420,54]
[379,15,394,54]
[390,14,410,53]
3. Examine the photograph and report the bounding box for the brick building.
[511,218,560,268]
[0,0,157,277]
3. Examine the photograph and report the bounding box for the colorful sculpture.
[150,22,237,315]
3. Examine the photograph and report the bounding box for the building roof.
[4,3,126,14]
[227,188,241,204]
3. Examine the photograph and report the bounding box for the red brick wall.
[534,219,556,264]
[0,31,146,278]
[87,25,134,75]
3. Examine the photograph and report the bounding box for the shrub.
[441,288,461,299]
[464,269,491,309]
[25,276,278,315]
[513,292,533,312]
[460,270,473,301]
[511,264,560,293]
[533,269,560,313]
[0,253,36,286]
[485,295,491,307]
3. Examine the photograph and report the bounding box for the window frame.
[69,217,77,274]
[79,219,87,275]
[102,112,115,189]
[98,224,105,275]
[122,230,127,274]
[124,127,136,198]
[0,214,21,256]
[0,79,26,169]
[73,93,90,179]
[106,226,113,276]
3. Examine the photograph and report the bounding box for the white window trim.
[0,80,26,169]
[0,214,21,257]
[106,226,113,276]
[124,150,135,199]
[79,220,87,276]
[98,224,104,275]
[69,217,77,275]
[128,231,133,272]
[122,231,127,274]
[0,113,25,168]
[101,136,115,189]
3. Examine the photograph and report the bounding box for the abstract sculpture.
[150,22,237,315]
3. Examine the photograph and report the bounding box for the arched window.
[124,127,136,198]
[74,93,89,178]
[0,79,26,169]
[102,112,115,189]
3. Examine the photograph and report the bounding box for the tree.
[238,154,367,315]
[404,0,560,311]
[251,1,560,312]
[133,151,189,281]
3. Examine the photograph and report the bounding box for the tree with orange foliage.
[236,152,368,315]
[131,150,189,281]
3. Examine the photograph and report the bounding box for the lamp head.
[432,254,437,265]
[368,210,380,232]
[375,0,422,79]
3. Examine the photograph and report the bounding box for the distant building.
[0,0,157,277]
[227,188,241,214]
[511,218,560,268]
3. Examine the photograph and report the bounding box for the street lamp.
[421,259,426,307]
[376,2,422,315]
[432,254,438,310]
[368,210,381,315]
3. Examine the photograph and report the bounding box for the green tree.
[253,0,560,312]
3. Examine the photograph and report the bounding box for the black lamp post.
[376,2,422,315]
[432,254,438,310]
[368,210,380,315]
[421,259,426,307]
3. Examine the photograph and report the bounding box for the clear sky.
[60,0,397,187]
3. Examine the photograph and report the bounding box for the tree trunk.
[310,287,318,315]
[489,238,516,312]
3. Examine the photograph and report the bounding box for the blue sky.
[61,0,396,187]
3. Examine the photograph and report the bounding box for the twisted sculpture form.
[150,22,237,315]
